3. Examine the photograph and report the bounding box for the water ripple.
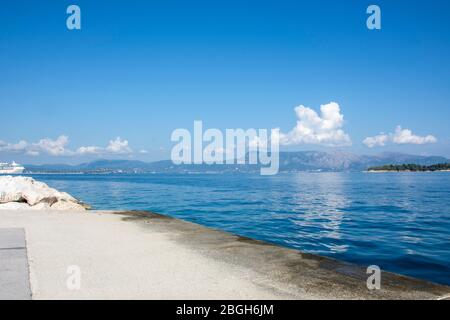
[31,172,450,285]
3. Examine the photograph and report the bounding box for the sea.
[27,172,450,285]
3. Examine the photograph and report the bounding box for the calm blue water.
[29,172,450,285]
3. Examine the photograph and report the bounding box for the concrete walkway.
[0,228,32,300]
[0,210,449,300]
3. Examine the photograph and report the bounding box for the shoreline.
[0,209,449,300]
[366,170,450,173]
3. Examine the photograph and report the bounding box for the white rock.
[0,175,88,211]
[0,176,77,205]
[0,202,54,210]
[31,202,52,210]
[0,202,32,210]
[0,189,23,203]
[50,200,86,211]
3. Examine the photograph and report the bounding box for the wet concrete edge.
[111,210,450,300]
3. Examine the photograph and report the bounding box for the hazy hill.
[24,151,450,173]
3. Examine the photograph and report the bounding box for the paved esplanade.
[0,228,32,300]
[0,210,449,299]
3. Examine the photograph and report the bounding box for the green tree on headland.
[367,163,450,172]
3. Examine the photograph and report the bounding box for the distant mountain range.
[23,151,450,174]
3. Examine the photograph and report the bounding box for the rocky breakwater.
[0,176,89,211]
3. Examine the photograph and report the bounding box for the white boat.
[0,161,25,174]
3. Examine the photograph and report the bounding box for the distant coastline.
[367,163,450,172]
[19,151,450,174]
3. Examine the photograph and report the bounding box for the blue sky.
[1,0,450,163]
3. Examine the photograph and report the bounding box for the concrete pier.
[0,210,448,300]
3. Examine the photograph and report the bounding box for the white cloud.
[0,136,72,156]
[76,146,102,155]
[106,137,132,154]
[0,140,29,153]
[26,150,40,156]
[279,102,352,147]
[364,126,437,148]
[392,126,437,145]
[139,149,149,154]
[0,135,134,156]
[249,136,267,150]
[362,134,389,148]
[34,135,71,156]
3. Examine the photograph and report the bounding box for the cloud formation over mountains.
[0,102,440,158]
[363,126,437,148]
[279,102,352,147]
[0,136,132,156]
